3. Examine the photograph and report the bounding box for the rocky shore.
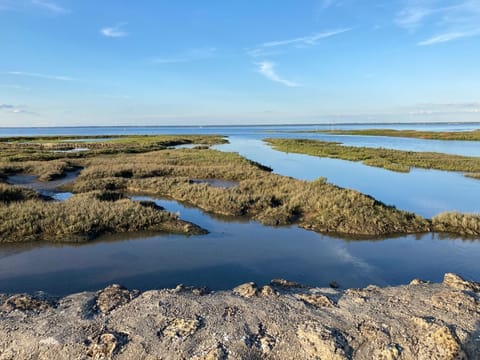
[0,273,479,359]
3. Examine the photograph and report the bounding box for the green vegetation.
[298,128,480,141]
[264,138,480,177]
[2,134,479,240]
[0,192,206,243]
[0,183,42,203]
[0,135,227,181]
[70,147,430,236]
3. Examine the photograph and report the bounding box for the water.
[0,123,479,295]
[0,195,479,296]
[215,137,480,218]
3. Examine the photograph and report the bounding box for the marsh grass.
[0,192,206,243]
[71,148,431,236]
[301,128,480,141]
[0,183,42,203]
[3,135,479,239]
[432,212,480,236]
[264,138,480,177]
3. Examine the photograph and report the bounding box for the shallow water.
[7,171,79,201]
[0,195,479,296]
[0,124,479,295]
[215,138,480,218]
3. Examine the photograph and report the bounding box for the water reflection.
[0,195,479,296]
[215,137,480,218]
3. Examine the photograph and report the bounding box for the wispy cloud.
[0,103,36,115]
[397,0,480,45]
[256,61,301,87]
[248,28,351,58]
[418,29,480,45]
[31,0,70,14]
[151,47,217,64]
[101,23,128,38]
[6,71,75,81]
[262,28,351,48]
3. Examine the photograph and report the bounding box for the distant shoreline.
[1,121,480,129]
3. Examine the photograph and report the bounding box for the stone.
[270,279,303,288]
[1,295,51,313]
[96,284,139,314]
[260,285,278,297]
[411,316,467,360]
[298,293,335,308]
[297,321,351,360]
[162,317,202,338]
[233,282,259,298]
[87,333,119,359]
[443,273,480,292]
[410,278,431,285]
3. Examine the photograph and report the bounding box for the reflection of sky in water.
[0,124,479,295]
[0,196,479,296]
[215,137,480,218]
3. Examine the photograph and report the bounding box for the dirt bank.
[0,273,479,359]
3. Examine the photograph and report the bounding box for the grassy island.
[264,138,480,177]
[1,134,479,241]
[299,128,480,141]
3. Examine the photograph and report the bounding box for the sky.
[1,0,480,126]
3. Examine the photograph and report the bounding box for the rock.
[298,293,335,308]
[270,279,303,288]
[0,294,51,313]
[410,278,431,285]
[96,284,139,314]
[244,323,276,354]
[297,321,352,360]
[162,317,202,339]
[194,343,228,360]
[443,273,480,292]
[233,282,259,298]
[330,281,340,289]
[173,284,211,296]
[431,290,478,313]
[87,333,119,359]
[378,344,402,360]
[259,285,278,297]
[411,316,467,360]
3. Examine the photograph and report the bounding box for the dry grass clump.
[432,212,480,236]
[0,192,206,243]
[0,183,42,203]
[465,173,480,180]
[265,138,480,178]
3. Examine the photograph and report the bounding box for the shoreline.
[0,273,478,359]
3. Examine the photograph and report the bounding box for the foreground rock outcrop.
[0,274,479,359]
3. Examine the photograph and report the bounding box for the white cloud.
[6,71,75,81]
[418,29,480,45]
[31,0,70,14]
[247,28,351,58]
[262,28,351,48]
[101,23,128,38]
[151,47,216,64]
[397,0,480,45]
[256,61,301,87]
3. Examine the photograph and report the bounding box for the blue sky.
[1,0,480,126]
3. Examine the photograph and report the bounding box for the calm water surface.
[0,196,479,296]
[0,124,479,295]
